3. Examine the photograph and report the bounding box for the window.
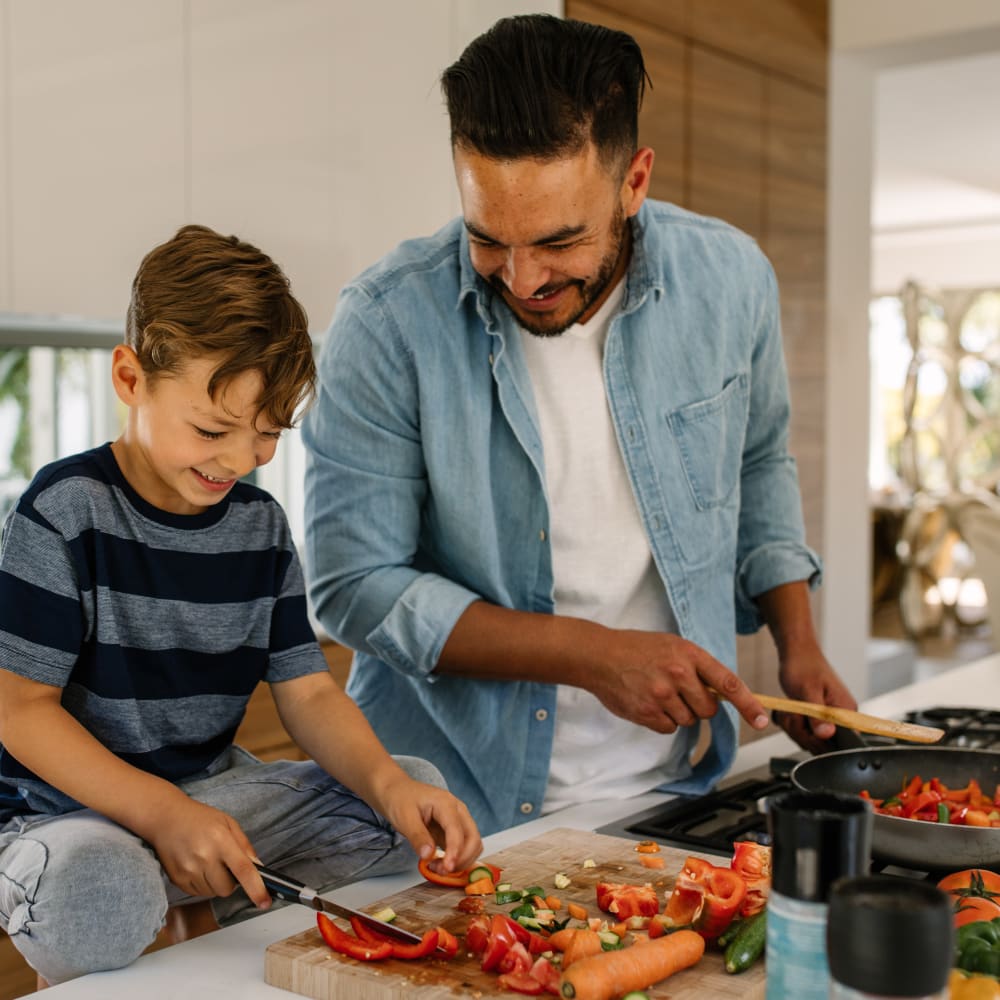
[0,313,308,542]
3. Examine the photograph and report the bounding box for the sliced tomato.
[662,856,747,940]
[498,941,533,976]
[526,930,552,955]
[465,915,491,954]
[316,913,392,961]
[498,972,545,995]
[529,956,563,996]
[595,881,660,920]
[481,914,520,972]
[731,841,772,917]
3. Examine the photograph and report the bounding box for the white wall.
[0,0,557,332]
[825,1,1000,697]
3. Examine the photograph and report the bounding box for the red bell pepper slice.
[662,856,747,940]
[316,913,392,961]
[417,857,503,888]
[435,926,459,959]
[348,916,439,959]
[595,881,660,920]
[731,841,772,917]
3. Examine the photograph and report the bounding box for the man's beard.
[493,210,630,338]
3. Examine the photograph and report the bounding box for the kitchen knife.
[255,863,426,947]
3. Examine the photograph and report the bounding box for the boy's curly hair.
[126,224,315,429]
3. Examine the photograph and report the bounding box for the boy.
[0,225,481,986]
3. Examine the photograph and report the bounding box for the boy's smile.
[111,350,281,516]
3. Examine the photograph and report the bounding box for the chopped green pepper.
[957,917,1000,976]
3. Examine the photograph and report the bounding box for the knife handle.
[254,863,310,905]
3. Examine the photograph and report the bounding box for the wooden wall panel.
[689,46,765,242]
[688,0,828,90]
[571,0,686,204]
[568,0,688,38]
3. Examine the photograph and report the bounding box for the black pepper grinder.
[827,875,954,999]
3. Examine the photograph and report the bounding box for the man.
[302,14,856,835]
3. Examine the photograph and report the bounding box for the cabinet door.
[689,46,765,242]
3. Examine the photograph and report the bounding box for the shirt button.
[535,708,548,722]
[520,802,534,815]
[539,529,546,542]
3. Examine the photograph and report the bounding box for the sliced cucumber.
[467,865,494,884]
[598,930,623,951]
[495,889,523,905]
[370,906,396,923]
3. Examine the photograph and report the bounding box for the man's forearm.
[436,600,606,688]
[754,580,821,660]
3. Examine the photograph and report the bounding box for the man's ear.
[621,147,655,218]
[110,344,144,406]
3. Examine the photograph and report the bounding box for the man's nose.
[501,248,549,300]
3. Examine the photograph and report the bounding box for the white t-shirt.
[519,281,683,813]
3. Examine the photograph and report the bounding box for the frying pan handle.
[254,862,307,904]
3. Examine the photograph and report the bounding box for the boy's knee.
[6,832,167,984]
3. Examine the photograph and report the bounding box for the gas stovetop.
[596,706,1000,864]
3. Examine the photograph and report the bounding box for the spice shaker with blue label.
[764,789,873,1000]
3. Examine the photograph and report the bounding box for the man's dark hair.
[441,14,648,175]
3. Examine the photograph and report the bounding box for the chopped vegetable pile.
[861,775,1000,826]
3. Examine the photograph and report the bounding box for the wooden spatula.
[716,690,945,744]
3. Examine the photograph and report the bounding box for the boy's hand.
[145,797,271,909]
[381,780,482,875]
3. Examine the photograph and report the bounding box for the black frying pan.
[790,746,1000,870]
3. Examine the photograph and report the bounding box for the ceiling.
[872,49,1000,289]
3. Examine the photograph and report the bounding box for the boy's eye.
[263,431,282,441]
[195,427,224,440]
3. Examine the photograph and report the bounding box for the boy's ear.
[111,345,145,405]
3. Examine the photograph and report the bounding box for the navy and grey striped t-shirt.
[0,443,327,822]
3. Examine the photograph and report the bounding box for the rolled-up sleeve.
[733,257,823,634]
[302,286,481,679]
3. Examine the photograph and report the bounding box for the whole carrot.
[560,928,604,968]
[560,930,705,1000]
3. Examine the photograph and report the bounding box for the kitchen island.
[32,653,1000,998]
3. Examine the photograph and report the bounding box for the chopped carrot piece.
[635,840,661,854]
[464,876,495,895]
[545,895,562,910]
[640,856,666,869]
[567,902,589,921]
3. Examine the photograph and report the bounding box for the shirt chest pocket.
[665,373,749,509]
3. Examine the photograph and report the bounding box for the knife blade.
[255,863,425,947]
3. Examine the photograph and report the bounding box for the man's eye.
[195,428,224,440]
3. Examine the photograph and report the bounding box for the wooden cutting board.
[264,827,766,1000]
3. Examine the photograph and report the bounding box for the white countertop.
[35,653,1000,998]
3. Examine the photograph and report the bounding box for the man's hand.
[777,647,858,754]
[589,630,770,734]
[144,796,270,909]
[377,778,483,875]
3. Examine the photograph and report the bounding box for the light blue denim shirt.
[302,200,821,835]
